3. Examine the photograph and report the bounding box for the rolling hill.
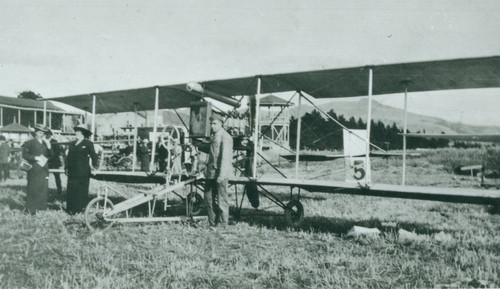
[286,99,500,135]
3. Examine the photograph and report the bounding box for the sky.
[1,0,499,126]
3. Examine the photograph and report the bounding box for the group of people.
[17,114,234,227]
[138,136,185,174]
[0,135,11,182]
[22,124,97,214]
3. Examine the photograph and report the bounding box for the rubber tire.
[118,157,132,171]
[284,199,304,227]
[245,182,260,209]
[85,197,115,232]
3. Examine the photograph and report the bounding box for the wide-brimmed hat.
[34,124,50,133]
[74,124,92,136]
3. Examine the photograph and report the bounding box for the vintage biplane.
[44,55,500,231]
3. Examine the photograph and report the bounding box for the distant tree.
[18,91,42,100]
[289,109,443,152]
[357,117,366,129]
[337,115,346,126]
[348,116,356,128]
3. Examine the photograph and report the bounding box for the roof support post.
[91,94,96,142]
[43,101,47,126]
[365,68,373,169]
[150,87,160,172]
[132,103,138,172]
[295,92,303,178]
[402,86,408,186]
[1,107,3,127]
[252,77,261,179]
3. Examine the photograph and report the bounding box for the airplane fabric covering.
[46,56,500,113]
[46,85,200,114]
[201,55,500,98]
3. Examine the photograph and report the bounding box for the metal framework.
[42,56,500,231]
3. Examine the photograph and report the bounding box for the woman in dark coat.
[65,124,98,214]
[22,125,53,214]
[138,138,151,172]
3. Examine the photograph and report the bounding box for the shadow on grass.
[488,205,500,215]
[0,185,67,212]
[231,207,444,236]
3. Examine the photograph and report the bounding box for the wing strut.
[365,68,373,186]
[402,84,409,186]
[132,103,139,172]
[149,87,159,172]
[295,92,303,178]
[91,94,96,142]
[252,78,261,179]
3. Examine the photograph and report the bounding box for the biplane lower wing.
[279,154,347,161]
[280,151,420,162]
[48,169,170,184]
[90,171,169,184]
[229,177,500,206]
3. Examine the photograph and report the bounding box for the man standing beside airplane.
[204,114,233,227]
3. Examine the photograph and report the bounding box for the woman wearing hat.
[138,138,151,172]
[65,124,98,214]
[22,124,53,213]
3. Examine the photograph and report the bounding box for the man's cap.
[209,114,225,124]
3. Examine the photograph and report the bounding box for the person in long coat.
[204,114,233,227]
[22,125,53,214]
[65,124,98,215]
[46,130,64,195]
[0,135,11,182]
[138,138,150,172]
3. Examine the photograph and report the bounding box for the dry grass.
[0,148,499,288]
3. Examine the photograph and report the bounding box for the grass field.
[1,148,499,288]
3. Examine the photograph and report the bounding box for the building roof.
[0,95,63,111]
[259,95,294,107]
[0,122,32,133]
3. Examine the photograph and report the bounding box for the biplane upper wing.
[44,85,200,114]
[405,133,500,143]
[202,55,500,98]
[45,56,500,112]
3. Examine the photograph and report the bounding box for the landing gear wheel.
[284,199,304,227]
[85,197,115,232]
[160,125,181,152]
[187,192,204,216]
[118,157,133,171]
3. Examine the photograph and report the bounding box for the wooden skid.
[229,177,500,206]
[103,177,198,217]
[107,216,207,223]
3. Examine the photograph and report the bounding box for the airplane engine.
[186,82,241,108]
